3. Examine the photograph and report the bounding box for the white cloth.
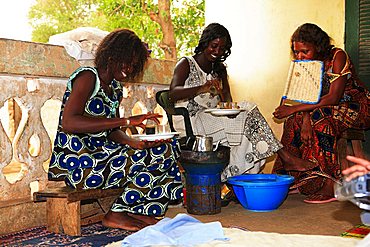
[48,27,109,64]
[107,227,361,247]
[121,214,228,246]
[193,101,257,146]
[173,56,282,180]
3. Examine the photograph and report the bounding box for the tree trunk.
[149,0,177,61]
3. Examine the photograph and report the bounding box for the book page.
[283,60,324,104]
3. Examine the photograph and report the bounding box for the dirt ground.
[166,193,363,236]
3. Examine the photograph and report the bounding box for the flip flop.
[288,188,300,195]
[303,194,337,204]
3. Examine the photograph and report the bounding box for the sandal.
[303,194,337,204]
[288,188,300,195]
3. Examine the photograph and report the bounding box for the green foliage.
[172,0,205,57]
[28,0,205,59]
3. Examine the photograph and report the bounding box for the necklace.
[100,81,119,117]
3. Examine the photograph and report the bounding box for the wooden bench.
[337,128,366,171]
[33,186,122,236]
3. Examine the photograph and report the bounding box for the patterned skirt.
[49,135,183,216]
[272,97,369,195]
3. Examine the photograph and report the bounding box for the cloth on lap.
[193,102,257,146]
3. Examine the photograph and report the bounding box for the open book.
[282,60,324,104]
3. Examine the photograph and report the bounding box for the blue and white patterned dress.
[48,66,183,216]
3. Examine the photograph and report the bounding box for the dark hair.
[195,23,232,77]
[195,23,232,61]
[290,23,334,60]
[94,29,148,79]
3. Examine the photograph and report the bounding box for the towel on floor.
[121,213,229,246]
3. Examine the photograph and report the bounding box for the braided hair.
[290,23,334,60]
[95,29,148,79]
[195,23,232,77]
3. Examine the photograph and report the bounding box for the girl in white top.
[170,23,283,181]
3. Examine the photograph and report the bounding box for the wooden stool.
[337,129,366,171]
[34,186,122,236]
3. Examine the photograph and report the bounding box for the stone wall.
[0,38,176,234]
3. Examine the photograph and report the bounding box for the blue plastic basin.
[228,174,294,212]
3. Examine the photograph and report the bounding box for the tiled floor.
[166,193,363,236]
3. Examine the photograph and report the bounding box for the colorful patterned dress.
[48,67,183,216]
[273,48,370,195]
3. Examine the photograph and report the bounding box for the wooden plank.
[80,208,101,219]
[34,187,71,202]
[47,198,81,236]
[34,187,122,202]
[81,213,105,226]
[67,188,122,202]
[37,186,123,236]
[63,201,81,236]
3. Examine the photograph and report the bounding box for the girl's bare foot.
[102,211,148,231]
[277,148,318,171]
[128,213,159,225]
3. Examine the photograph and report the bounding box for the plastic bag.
[48,27,109,64]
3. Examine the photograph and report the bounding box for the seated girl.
[169,23,283,182]
[273,23,370,204]
[48,29,183,231]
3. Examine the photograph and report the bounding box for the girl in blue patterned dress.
[48,29,183,231]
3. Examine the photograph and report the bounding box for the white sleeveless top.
[175,56,221,117]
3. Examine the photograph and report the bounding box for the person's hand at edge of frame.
[342,155,370,182]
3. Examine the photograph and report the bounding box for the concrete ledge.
[0,39,176,85]
[0,39,79,78]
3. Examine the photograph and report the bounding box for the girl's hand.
[273,105,295,119]
[200,79,221,95]
[209,79,222,96]
[127,113,162,130]
[210,79,222,91]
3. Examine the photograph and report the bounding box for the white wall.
[205,0,345,171]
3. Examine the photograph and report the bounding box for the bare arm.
[62,70,128,133]
[169,58,232,102]
[62,70,161,134]
[169,58,206,101]
[274,50,347,119]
